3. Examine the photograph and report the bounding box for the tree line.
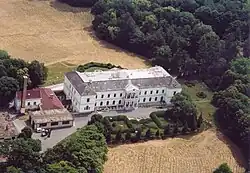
[0,125,107,173]
[0,50,47,106]
[211,57,250,171]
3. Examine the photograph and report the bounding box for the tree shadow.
[83,26,150,66]
[215,129,247,169]
[50,0,90,13]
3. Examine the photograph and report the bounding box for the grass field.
[104,130,246,173]
[0,0,148,83]
[182,81,216,123]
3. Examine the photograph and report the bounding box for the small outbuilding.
[30,108,74,130]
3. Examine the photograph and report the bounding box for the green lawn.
[44,62,76,86]
[181,81,216,123]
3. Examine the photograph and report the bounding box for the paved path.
[13,119,26,133]
[32,107,167,152]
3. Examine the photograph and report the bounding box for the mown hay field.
[104,130,246,173]
[0,0,147,69]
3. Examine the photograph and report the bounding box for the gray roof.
[65,71,181,96]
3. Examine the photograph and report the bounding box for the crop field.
[104,130,246,173]
[0,0,147,70]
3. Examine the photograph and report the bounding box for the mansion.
[63,66,182,113]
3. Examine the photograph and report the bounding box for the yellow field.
[104,130,246,173]
[0,0,147,69]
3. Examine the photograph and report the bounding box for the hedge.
[150,113,163,128]
[77,62,123,72]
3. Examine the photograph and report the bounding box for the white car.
[36,128,44,133]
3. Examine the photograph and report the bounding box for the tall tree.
[28,60,48,87]
[0,76,19,106]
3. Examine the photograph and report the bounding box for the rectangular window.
[113,100,115,105]
[143,98,146,102]
[62,121,70,125]
[120,93,122,97]
[100,102,103,106]
[149,97,152,101]
[144,91,147,95]
[150,91,153,94]
[39,123,47,127]
[51,122,58,126]
[162,90,164,93]
[101,94,104,98]
[108,94,110,98]
[34,102,36,105]
[155,97,157,101]
[96,95,97,98]
[107,101,109,105]
[87,98,90,102]
[156,90,159,94]
[27,102,30,106]
[114,93,116,97]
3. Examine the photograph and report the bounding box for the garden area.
[88,101,204,145]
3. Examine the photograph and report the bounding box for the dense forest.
[0,50,47,106]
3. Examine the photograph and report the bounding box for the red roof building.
[40,88,64,110]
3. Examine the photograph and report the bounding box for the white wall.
[14,97,41,111]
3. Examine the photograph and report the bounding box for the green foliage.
[230,57,250,76]
[43,125,107,173]
[91,0,248,90]
[196,91,207,99]
[0,50,9,60]
[6,166,23,173]
[18,126,33,139]
[150,112,163,128]
[28,60,48,87]
[0,76,19,106]
[77,62,122,72]
[46,161,86,173]
[213,163,233,173]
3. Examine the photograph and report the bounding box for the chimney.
[21,76,28,110]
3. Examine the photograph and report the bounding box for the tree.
[164,125,170,136]
[0,76,19,106]
[213,163,233,173]
[115,130,122,142]
[230,57,250,75]
[46,161,86,173]
[135,128,142,141]
[6,166,23,173]
[155,130,160,138]
[197,113,203,129]
[125,131,131,141]
[145,129,151,139]
[190,114,198,131]
[18,126,33,139]
[7,138,42,172]
[28,60,48,87]
[0,49,9,59]
[182,121,189,134]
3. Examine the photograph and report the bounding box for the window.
[95,103,97,106]
[27,102,30,106]
[150,90,153,94]
[113,100,115,105]
[108,94,110,98]
[139,92,141,95]
[156,90,159,94]
[143,98,146,102]
[34,102,36,105]
[87,98,90,102]
[39,123,47,127]
[107,101,109,105]
[173,91,177,95]
[119,100,122,104]
[162,90,164,93]
[51,122,58,126]
[134,103,137,107]
[149,97,152,102]
[155,97,157,101]
[138,99,140,103]
[62,121,70,125]
[101,94,104,98]
[100,102,103,106]
[160,96,164,101]
[84,106,90,110]
[120,93,122,97]
[114,93,116,97]
[144,91,147,95]
[96,95,97,98]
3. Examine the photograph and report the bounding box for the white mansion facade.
[63,66,182,113]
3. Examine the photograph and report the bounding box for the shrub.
[184,80,196,87]
[153,111,166,118]
[125,119,133,129]
[76,62,123,72]
[196,91,207,99]
[150,113,163,128]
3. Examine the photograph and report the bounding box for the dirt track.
[104,130,246,173]
[0,0,147,68]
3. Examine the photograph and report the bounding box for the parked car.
[36,128,43,133]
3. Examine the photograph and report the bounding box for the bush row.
[150,113,163,129]
[76,62,123,72]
